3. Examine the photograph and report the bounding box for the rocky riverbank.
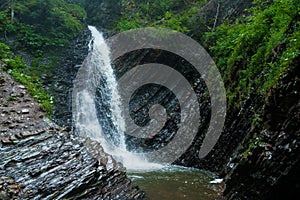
[0,70,144,199]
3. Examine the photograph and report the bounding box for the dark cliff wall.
[45,28,91,127]
[223,65,299,199]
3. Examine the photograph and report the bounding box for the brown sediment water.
[128,166,224,200]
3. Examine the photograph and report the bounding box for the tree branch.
[212,1,220,32]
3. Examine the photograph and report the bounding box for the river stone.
[21,109,29,114]
[18,85,25,89]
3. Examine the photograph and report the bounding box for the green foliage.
[251,113,262,130]
[114,0,299,114]
[242,136,264,157]
[0,0,86,117]
[206,0,300,108]
[0,42,53,116]
[7,95,16,102]
[1,0,86,55]
[116,14,142,31]
[76,0,121,28]
[151,11,189,32]
[115,0,207,33]
[7,67,54,115]
[0,10,10,34]
[0,42,11,59]
[1,0,298,123]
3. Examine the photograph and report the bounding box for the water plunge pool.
[128,165,224,200]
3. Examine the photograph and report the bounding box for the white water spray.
[73,26,163,171]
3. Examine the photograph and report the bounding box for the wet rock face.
[46,28,91,127]
[112,49,211,154]
[183,94,263,172]
[112,48,253,172]
[114,48,253,171]
[223,66,300,199]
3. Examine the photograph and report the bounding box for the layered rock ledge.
[0,70,144,199]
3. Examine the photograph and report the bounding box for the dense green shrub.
[115,0,207,33]
[0,0,87,116]
[0,0,86,55]
[0,42,11,59]
[205,0,299,108]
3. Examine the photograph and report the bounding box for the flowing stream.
[73,26,223,199]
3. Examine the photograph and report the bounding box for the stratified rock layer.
[0,128,143,200]
[223,66,300,199]
[0,70,144,199]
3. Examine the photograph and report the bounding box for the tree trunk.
[10,0,14,23]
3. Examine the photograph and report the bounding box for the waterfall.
[89,26,127,150]
[73,26,163,171]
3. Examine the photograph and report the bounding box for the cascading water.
[73,26,162,170]
[72,26,223,199]
[88,26,126,150]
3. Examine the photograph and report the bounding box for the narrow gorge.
[0,0,299,199]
